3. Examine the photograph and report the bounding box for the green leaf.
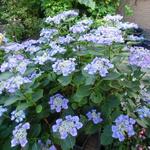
[78,0,96,10]
[32,89,43,102]
[60,136,75,150]
[30,124,41,137]
[100,125,113,145]
[90,92,103,104]
[4,96,22,106]
[104,72,121,80]
[58,75,72,86]
[76,85,91,97]
[32,143,41,150]
[17,103,32,110]
[0,72,13,81]
[85,122,99,134]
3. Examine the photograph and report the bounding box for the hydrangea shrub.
[0,11,150,149]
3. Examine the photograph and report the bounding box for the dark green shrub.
[0,0,43,41]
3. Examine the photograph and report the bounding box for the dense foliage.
[0,10,150,150]
[0,0,122,41]
[0,0,42,41]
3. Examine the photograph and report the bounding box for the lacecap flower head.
[136,106,150,119]
[52,115,83,139]
[84,57,114,77]
[52,58,76,76]
[49,94,69,112]
[11,122,30,147]
[11,110,25,123]
[86,109,103,124]
[112,115,136,141]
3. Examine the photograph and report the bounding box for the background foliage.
[0,0,121,41]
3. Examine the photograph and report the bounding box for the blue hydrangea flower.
[104,14,123,23]
[57,35,75,45]
[0,42,24,53]
[11,122,30,147]
[84,57,114,77]
[86,109,103,124]
[49,94,69,112]
[11,110,25,123]
[136,106,150,119]
[3,75,31,93]
[117,22,138,30]
[129,47,150,69]
[140,88,150,104]
[79,26,124,45]
[52,115,83,139]
[25,45,40,54]
[52,58,76,76]
[127,35,144,41]
[22,39,38,48]
[0,54,31,74]
[45,10,78,24]
[49,42,67,56]
[33,52,56,65]
[0,105,7,117]
[112,115,136,141]
[70,19,93,33]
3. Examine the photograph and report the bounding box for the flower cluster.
[84,57,114,77]
[49,42,67,56]
[33,51,55,65]
[86,109,103,124]
[112,115,136,141]
[45,10,78,24]
[79,26,124,45]
[0,106,7,117]
[0,54,31,74]
[129,47,150,69]
[38,139,57,150]
[11,122,30,147]
[0,42,24,53]
[57,35,75,45]
[104,14,123,23]
[140,88,150,104]
[127,35,144,41]
[11,110,25,123]
[0,75,31,94]
[117,22,138,30]
[52,58,76,76]
[136,106,150,119]
[52,115,83,139]
[70,19,93,33]
[49,94,69,112]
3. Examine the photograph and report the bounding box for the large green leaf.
[4,96,22,106]
[60,136,75,150]
[77,0,96,10]
[58,75,72,86]
[0,72,13,81]
[32,89,43,102]
[100,125,113,145]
